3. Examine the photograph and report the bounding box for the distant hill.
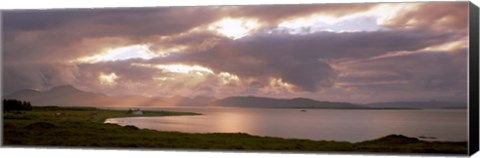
[6,85,465,109]
[211,96,365,109]
[5,85,113,106]
[4,85,215,107]
[366,101,467,109]
[175,96,217,106]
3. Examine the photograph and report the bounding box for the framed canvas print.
[1,1,479,157]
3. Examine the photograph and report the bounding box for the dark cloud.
[73,61,165,96]
[148,28,461,92]
[2,62,79,94]
[3,7,221,37]
[2,6,224,64]
[335,48,467,102]
[2,6,223,94]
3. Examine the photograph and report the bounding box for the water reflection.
[105,107,467,142]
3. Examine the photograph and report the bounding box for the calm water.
[105,107,467,142]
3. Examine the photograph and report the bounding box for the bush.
[3,99,33,112]
[26,122,57,129]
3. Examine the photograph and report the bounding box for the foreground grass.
[3,106,467,154]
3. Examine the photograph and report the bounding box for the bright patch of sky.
[271,4,419,34]
[99,72,119,86]
[131,63,214,74]
[207,18,261,40]
[75,44,156,63]
[274,15,385,34]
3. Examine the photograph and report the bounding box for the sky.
[1,2,469,103]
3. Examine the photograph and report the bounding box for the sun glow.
[157,64,214,74]
[75,44,157,64]
[368,3,421,26]
[218,72,240,85]
[421,39,467,52]
[99,72,119,86]
[132,63,214,74]
[208,18,260,40]
[369,38,467,60]
[270,78,295,91]
[258,78,295,94]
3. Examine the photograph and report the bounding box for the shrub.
[3,99,33,112]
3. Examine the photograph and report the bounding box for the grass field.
[2,106,467,155]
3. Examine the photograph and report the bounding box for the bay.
[105,107,467,142]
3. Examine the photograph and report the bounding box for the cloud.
[227,3,378,25]
[2,7,225,64]
[72,61,244,97]
[2,62,79,93]
[333,48,467,102]
[3,7,222,37]
[381,2,468,31]
[1,3,469,103]
[2,6,230,94]
[147,28,461,92]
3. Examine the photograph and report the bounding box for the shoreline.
[104,117,467,144]
[3,106,468,154]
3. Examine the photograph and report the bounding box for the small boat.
[300,109,307,112]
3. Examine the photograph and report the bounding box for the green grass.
[2,106,467,155]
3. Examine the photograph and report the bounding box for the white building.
[131,108,143,115]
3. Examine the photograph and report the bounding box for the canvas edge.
[469,1,480,156]
[0,10,4,147]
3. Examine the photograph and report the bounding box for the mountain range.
[3,85,467,109]
[4,85,215,107]
[366,101,467,109]
[212,96,364,109]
